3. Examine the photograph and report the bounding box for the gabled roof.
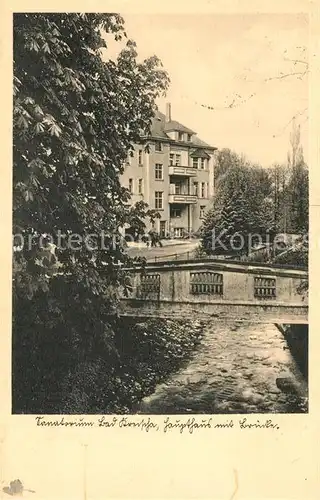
[164,120,195,135]
[190,148,211,159]
[149,112,169,139]
[148,110,216,150]
[191,137,214,149]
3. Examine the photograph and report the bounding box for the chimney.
[165,102,171,122]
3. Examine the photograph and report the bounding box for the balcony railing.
[168,193,197,204]
[169,165,197,177]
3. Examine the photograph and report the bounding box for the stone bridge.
[119,259,308,324]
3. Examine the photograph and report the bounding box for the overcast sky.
[110,13,308,167]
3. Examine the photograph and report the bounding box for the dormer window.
[187,134,192,142]
[178,132,184,141]
[192,157,199,169]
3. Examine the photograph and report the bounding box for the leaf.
[48,122,62,137]
[24,97,35,105]
[33,104,44,116]
[31,174,40,187]
[24,189,34,202]
[28,159,40,169]
[29,39,40,52]
[34,122,45,133]
[16,115,29,130]
[43,42,51,53]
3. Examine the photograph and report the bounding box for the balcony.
[169,165,197,177]
[168,193,197,204]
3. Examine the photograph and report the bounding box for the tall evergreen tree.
[201,149,274,255]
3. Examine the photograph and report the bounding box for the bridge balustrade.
[119,259,308,323]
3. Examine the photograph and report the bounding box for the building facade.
[121,103,217,238]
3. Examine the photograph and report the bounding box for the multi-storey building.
[121,103,217,238]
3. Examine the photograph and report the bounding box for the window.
[200,205,205,218]
[138,149,143,165]
[128,178,133,193]
[160,221,166,238]
[187,134,192,142]
[169,153,182,166]
[193,181,198,196]
[155,163,163,180]
[201,182,206,198]
[200,158,205,169]
[155,191,163,209]
[174,228,184,238]
[178,132,183,141]
[192,157,198,169]
[138,178,143,194]
[175,182,182,195]
[171,208,182,218]
[155,142,162,152]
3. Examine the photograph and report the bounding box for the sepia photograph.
[12,12,309,416]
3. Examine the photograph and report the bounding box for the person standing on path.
[149,230,163,247]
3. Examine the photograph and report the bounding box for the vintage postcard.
[1,0,319,499]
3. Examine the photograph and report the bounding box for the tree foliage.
[201,149,274,254]
[13,13,169,298]
[13,13,169,412]
[202,133,308,258]
[271,120,308,234]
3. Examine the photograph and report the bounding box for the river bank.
[60,317,205,414]
[276,324,308,381]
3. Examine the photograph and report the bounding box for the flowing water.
[138,322,308,414]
